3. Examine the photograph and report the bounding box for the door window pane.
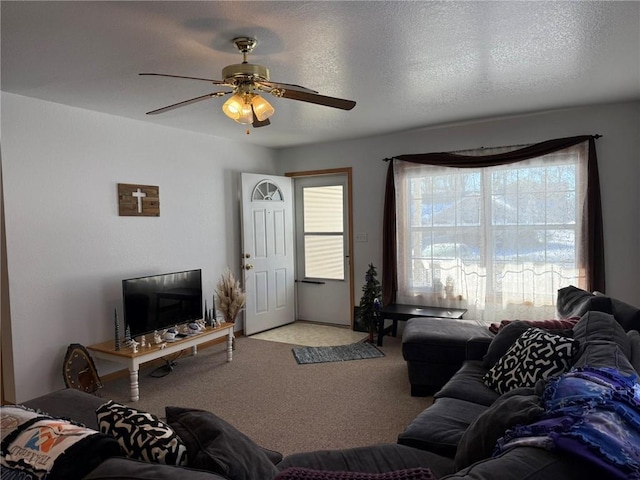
[304,236,344,279]
[302,185,344,280]
[303,186,343,232]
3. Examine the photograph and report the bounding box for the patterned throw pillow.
[96,401,187,466]
[483,328,579,395]
[1,405,121,480]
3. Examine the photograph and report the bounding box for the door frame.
[285,168,355,328]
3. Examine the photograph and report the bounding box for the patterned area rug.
[292,342,385,364]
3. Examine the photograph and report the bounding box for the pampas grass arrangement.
[215,267,246,324]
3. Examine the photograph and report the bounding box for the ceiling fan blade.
[251,105,271,128]
[145,92,230,115]
[279,89,356,110]
[257,81,318,94]
[252,116,271,128]
[139,73,229,86]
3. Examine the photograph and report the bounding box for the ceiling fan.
[140,37,356,129]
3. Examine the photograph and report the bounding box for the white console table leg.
[226,331,234,362]
[191,345,198,355]
[129,369,140,402]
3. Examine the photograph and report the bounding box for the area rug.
[252,322,367,347]
[292,342,385,365]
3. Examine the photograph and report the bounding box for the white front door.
[294,174,351,326]
[241,173,295,335]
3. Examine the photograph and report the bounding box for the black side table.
[376,303,467,346]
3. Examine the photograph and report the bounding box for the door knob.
[244,264,254,270]
[243,253,251,259]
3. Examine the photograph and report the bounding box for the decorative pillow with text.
[1,405,120,480]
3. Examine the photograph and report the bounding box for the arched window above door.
[252,180,283,201]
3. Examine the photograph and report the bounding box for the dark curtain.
[382,135,604,306]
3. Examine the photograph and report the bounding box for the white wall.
[2,93,278,402]
[3,96,638,402]
[277,102,640,308]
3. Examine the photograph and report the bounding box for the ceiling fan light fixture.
[222,93,245,121]
[251,95,275,121]
[223,93,254,125]
[235,102,254,125]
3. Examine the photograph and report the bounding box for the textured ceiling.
[2,1,639,148]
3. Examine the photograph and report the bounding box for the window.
[302,185,345,280]
[394,142,589,323]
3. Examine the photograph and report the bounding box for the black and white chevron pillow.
[96,401,187,466]
[483,327,578,395]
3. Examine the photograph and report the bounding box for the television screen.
[122,269,202,338]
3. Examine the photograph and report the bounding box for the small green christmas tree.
[356,263,382,337]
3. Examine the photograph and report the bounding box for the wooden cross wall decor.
[118,183,160,216]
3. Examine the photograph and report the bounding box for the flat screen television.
[122,269,202,338]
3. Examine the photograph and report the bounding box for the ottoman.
[402,318,491,396]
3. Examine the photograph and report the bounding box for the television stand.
[88,323,234,402]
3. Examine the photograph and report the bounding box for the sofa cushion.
[453,388,543,471]
[96,401,187,466]
[572,310,631,355]
[274,466,438,480]
[555,285,612,319]
[465,337,493,361]
[483,328,578,395]
[556,285,640,331]
[433,361,499,407]
[165,406,279,480]
[628,330,640,373]
[481,321,532,369]
[22,388,106,430]
[610,296,640,331]
[571,311,636,375]
[261,446,285,465]
[397,398,488,458]
[443,446,600,480]
[83,457,227,480]
[1,404,121,480]
[277,444,455,478]
[405,361,465,396]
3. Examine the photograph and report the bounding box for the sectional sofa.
[2,287,639,480]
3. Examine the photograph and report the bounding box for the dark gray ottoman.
[402,318,491,396]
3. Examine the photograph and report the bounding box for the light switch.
[355,232,368,242]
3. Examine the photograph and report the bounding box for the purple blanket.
[494,367,640,479]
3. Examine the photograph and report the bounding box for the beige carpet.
[99,334,432,457]
[250,321,368,346]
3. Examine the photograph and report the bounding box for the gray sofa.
[6,287,640,480]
